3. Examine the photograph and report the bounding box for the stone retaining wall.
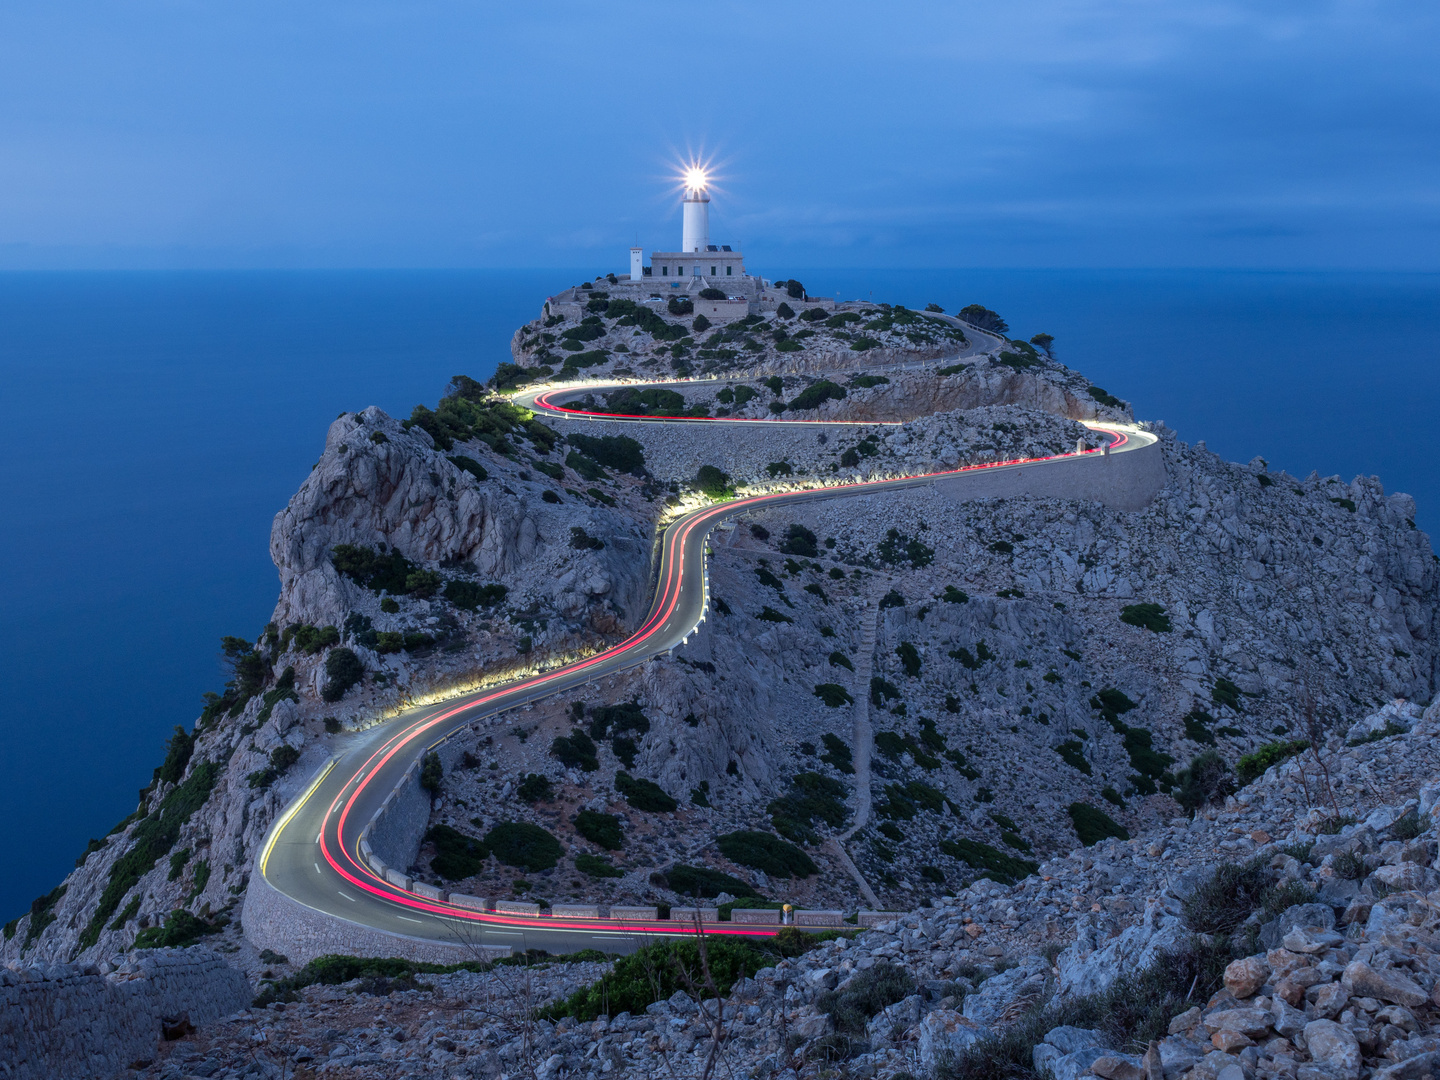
[240,871,508,967]
[0,948,250,1080]
[365,759,431,877]
[934,436,1167,512]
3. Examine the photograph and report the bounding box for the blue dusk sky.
[0,1,1435,271]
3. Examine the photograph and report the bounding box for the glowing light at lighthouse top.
[681,165,710,253]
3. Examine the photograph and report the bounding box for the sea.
[2,268,1436,920]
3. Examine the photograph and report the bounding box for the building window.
[710,266,716,275]
[662,266,668,276]
[677,266,683,276]
[726,266,732,275]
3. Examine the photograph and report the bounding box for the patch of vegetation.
[80,758,222,949]
[870,675,901,707]
[575,853,624,879]
[517,773,553,803]
[820,733,854,774]
[1212,676,1243,711]
[1183,709,1216,745]
[878,528,934,568]
[1173,750,1236,813]
[1068,802,1129,846]
[567,433,646,474]
[813,682,853,708]
[444,579,508,611]
[788,380,847,411]
[1056,739,1092,775]
[19,884,67,948]
[1120,603,1172,633]
[550,728,600,772]
[133,909,227,950]
[1087,385,1123,409]
[939,838,1037,885]
[716,830,818,877]
[615,771,678,812]
[321,647,364,702]
[895,641,921,677]
[767,772,849,844]
[940,585,969,604]
[484,822,562,873]
[778,523,819,557]
[426,824,487,880]
[818,960,917,1034]
[695,464,732,498]
[247,743,301,790]
[575,810,624,850]
[876,780,946,820]
[1236,738,1309,785]
[873,730,940,770]
[757,606,792,623]
[665,864,758,899]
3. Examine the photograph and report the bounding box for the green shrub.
[695,464,731,497]
[1087,384,1123,409]
[813,683,853,708]
[849,336,880,351]
[1120,603,1172,633]
[569,526,604,550]
[420,751,443,797]
[615,771,677,812]
[818,961,916,1033]
[565,451,607,481]
[448,454,489,482]
[1056,740,1092,775]
[757,606,792,623]
[567,433,646,474]
[517,774,553,803]
[827,651,854,672]
[575,853,623,878]
[666,864,758,899]
[19,885,67,948]
[778,523,818,556]
[247,743,302,790]
[788,381,846,411]
[80,759,221,948]
[483,822,562,872]
[820,733,854,774]
[895,642,921,677]
[133,909,224,950]
[1212,677,1243,711]
[941,585,969,604]
[575,810,624,850]
[321,648,364,702]
[330,544,422,596]
[959,304,1008,333]
[444,580,507,611]
[545,937,780,1022]
[1173,750,1235,813]
[667,296,693,316]
[767,772,848,843]
[426,824,487,880]
[869,676,900,706]
[1183,709,1216,745]
[551,729,599,771]
[1236,739,1309,784]
[587,701,650,739]
[939,838,1037,885]
[1068,802,1129,846]
[291,623,341,655]
[878,589,905,609]
[717,830,818,877]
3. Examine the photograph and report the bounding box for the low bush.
[1068,802,1129,846]
[569,527,604,551]
[1236,738,1309,785]
[757,606,792,623]
[484,822,562,872]
[895,641,921,677]
[576,853,624,878]
[247,743,302,789]
[448,454,488,481]
[820,733,854,774]
[695,464,731,498]
[667,296,693,316]
[716,830,818,877]
[1120,603,1172,633]
[818,961,916,1033]
[567,433,646,474]
[426,824,487,880]
[878,589,905,609]
[939,838,1038,885]
[517,774,553,803]
[1173,750,1235,812]
[1055,740,1091,775]
[444,580,507,611]
[666,864,758,899]
[787,381,846,411]
[321,648,364,702]
[551,729,599,771]
[813,683,854,708]
[767,772,849,843]
[827,651,854,671]
[133,909,225,950]
[565,451,606,481]
[588,701,650,739]
[778,523,818,556]
[615,771,678,812]
[575,810,624,850]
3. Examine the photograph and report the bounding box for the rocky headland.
[3,290,1437,1080]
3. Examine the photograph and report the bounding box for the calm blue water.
[2,268,1436,920]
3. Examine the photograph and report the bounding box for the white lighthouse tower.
[681,171,710,254]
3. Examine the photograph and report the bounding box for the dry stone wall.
[0,947,250,1080]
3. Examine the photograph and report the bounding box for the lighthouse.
[681,170,710,254]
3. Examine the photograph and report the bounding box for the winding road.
[253,324,1158,958]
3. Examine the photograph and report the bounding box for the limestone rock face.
[269,406,648,633]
